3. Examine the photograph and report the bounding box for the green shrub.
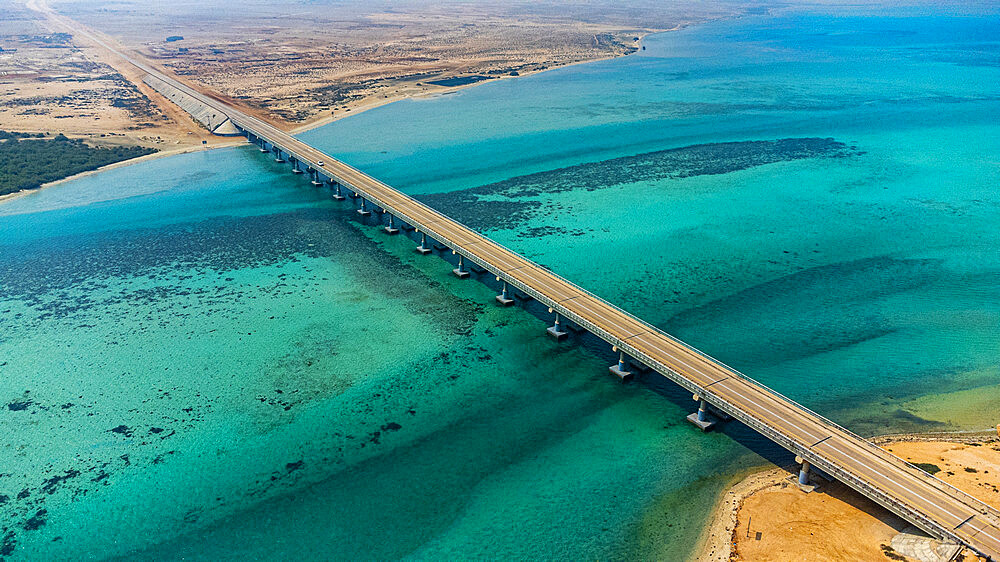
[0,134,156,196]
[913,462,941,475]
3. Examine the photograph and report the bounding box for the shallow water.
[2,7,999,561]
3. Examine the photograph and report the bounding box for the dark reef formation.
[420,137,861,231]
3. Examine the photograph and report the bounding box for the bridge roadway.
[55,13,1000,559]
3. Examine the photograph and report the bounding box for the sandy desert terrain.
[0,0,233,149]
[47,0,739,129]
[1,0,744,147]
[699,434,999,562]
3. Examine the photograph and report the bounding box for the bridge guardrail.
[235,120,999,557]
[250,118,1000,518]
[236,120,1000,528]
[76,12,997,557]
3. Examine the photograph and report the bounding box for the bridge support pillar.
[310,171,324,187]
[383,213,399,235]
[686,396,716,431]
[453,255,470,279]
[547,311,568,340]
[357,198,371,217]
[274,149,285,163]
[496,281,514,306]
[791,456,817,491]
[609,349,633,382]
[415,232,432,255]
[291,160,304,174]
[331,183,346,201]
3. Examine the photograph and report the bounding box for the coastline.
[693,465,783,562]
[0,140,244,206]
[5,6,998,560]
[288,29,671,136]
[0,29,670,207]
[694,430,999,561]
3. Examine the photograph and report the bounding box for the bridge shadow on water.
[340,197,803,476]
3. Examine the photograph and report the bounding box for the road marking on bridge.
[46,9,999,557]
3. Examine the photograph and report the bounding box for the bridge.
[44,8,1000,560]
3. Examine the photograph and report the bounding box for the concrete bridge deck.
[57,13,1000,560]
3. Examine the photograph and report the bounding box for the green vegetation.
[880,544,907,561]
[913,462,942,475]
[0,131,45,140]
[0,132,155,196]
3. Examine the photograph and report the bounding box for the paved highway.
[52,10,1000,559]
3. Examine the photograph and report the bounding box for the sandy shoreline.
[694,466,784,562]
[283,30,662,136]
[694,430,999,561]
[0,140,244,206]
[0,30,661,207]
[287,31,664,136]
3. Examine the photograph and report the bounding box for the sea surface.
[2,6,999,560]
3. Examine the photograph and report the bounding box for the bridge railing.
[95,21,998,558]
[233,122,1000,530]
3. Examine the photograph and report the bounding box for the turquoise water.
[2,7,999,561]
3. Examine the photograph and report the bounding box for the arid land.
[698,432,1000,562]
[0,0,744,153]
[3,2,998,560]
[0,0,237,152]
